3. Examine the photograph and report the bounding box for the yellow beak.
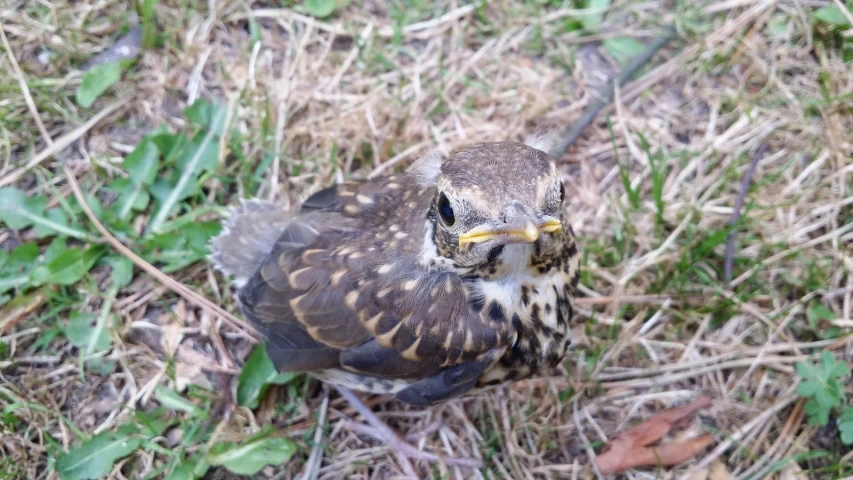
[458,217,562,246]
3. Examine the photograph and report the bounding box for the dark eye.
[559,182,565,204]
[438,193,455,226]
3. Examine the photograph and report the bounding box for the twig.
[690,393,797,472]
[550,25,678,159]
[335,386,482,472]
[572,398,606,480]
[724,142,769,285]
[297,389,329,480]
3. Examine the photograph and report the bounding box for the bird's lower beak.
[458,216,562,246]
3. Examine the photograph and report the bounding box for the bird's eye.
[559,182,565,204]
[438,193,455,226]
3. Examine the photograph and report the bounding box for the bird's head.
[414,140,569,276]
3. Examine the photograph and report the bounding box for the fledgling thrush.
[210,139,581,407]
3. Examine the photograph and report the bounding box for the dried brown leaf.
[596,396,714,474]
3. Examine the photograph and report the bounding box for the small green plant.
[45,345,298,480]
[795,350,853,446]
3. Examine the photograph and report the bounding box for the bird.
[209,138,581,408]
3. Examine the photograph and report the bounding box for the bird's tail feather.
[209,199,293,287]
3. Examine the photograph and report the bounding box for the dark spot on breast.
[530,304,541,324]
[511,313,522,332]
[487,302,506,323]
[545,303,552,314]
[487,245,504,264]
[521,286,530,306]
[565,242,578,258]
[527,333,541,352]
[556,303,566,327]
[470,295,485,312]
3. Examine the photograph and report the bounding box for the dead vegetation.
[1,0,852,479]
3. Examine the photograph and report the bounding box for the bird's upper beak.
[458,203,562,246]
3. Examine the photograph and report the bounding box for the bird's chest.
[476,271,575,384]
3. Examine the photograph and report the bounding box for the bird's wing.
[236,182,515,403]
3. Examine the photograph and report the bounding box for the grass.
[1,0,852,479]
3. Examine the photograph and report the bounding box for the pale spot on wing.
[345,290,359,309]
[463,329,474,351]
[403,278,419,290]
[401,336,422,361]
[394,232,408,239]
[330,270,347,286]
[288,293,309,321]
[287,266,314,287]
[364,312,383,331]
[443,330,454,349]
[376,321,403,347]
[356,194,374,205]
[377,264,394,274]
[344,205,361,214]
[377,288,391,298]
[302,249,326,262]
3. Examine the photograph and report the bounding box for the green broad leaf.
[237,343,296,409]
[55,428,141,480]
[183,100,227,135]
[76,61,123,108]
[804,399,830,426]
[0,188,87,239]
[0,187,33,229]
[103,256,134,288]
[304,0,338,19]
[795,351,849,426]
[808,302,836,321]
[123,138,160,183]
[812,6,850,26]
[30,244,108,286]
[0,243,39,293]
[3,242,39,271]
[165,452,210,480]
[112,139,160,219]
[603,37,647,66]
[839,408,853,445]
[579,0,611,31]
[43,238,69,265]
[142,221,220,272]
[207,425,296,475]
[153,386,205,417]
[87,358,116,376]
[151,132,189,163]
[130,409,172,438]
[31,208,72,239]
[146,111,225,235]
[63,311,111,352]
[111,178,152,217]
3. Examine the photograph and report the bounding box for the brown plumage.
[210,140,581,406]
